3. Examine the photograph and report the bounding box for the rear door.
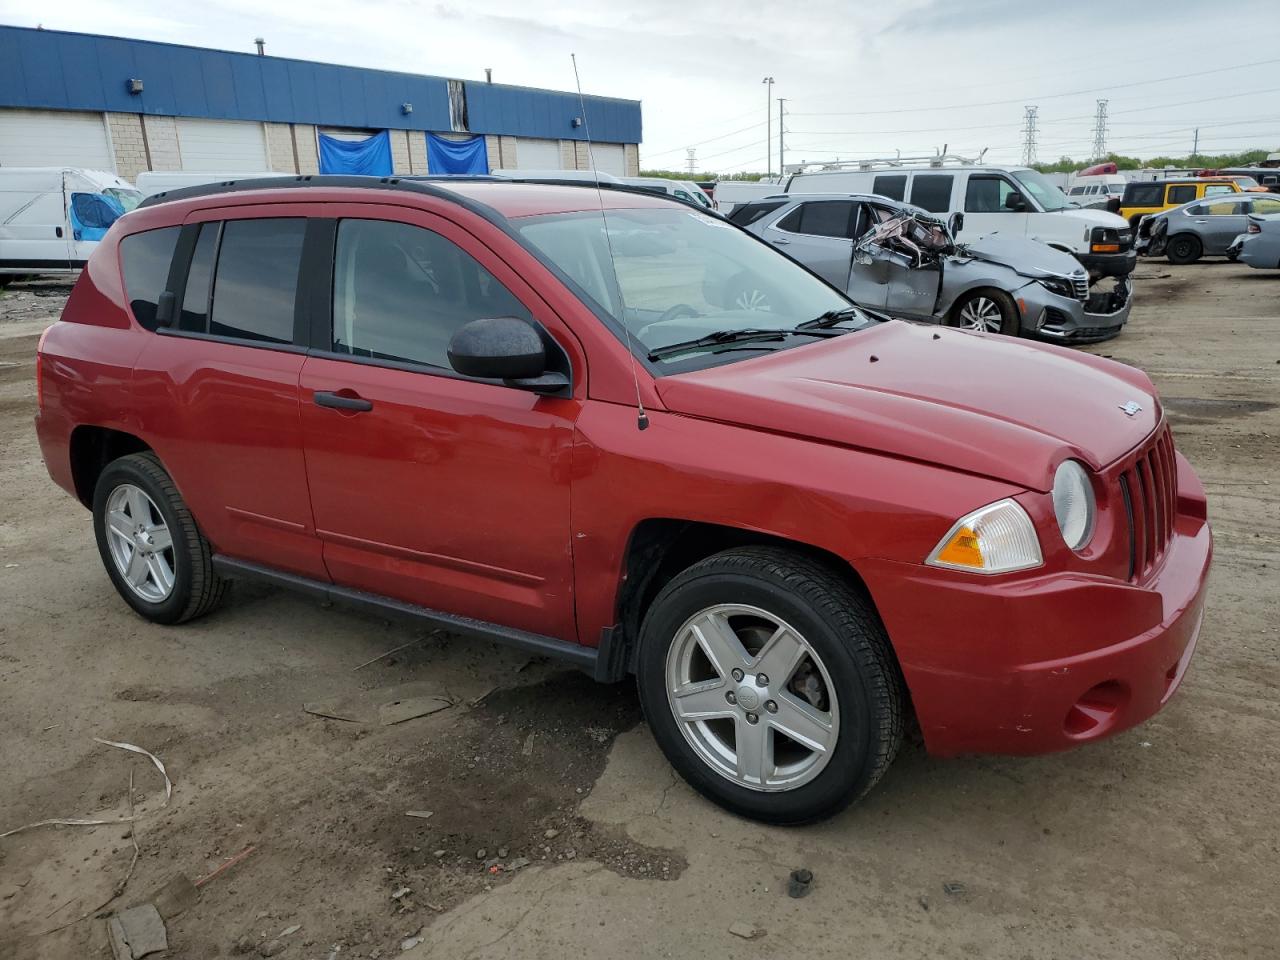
[295,206,581,639]
[130,206,326,579]
[1192,199,1250,253]
[759,200,856,287]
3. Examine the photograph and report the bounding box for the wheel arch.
[69,425,152,508]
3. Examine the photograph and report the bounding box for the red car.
[34,177,1211,823]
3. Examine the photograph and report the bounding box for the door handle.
[314,390,373,412]
[1194,219,1209,224]
[771,238,790,246]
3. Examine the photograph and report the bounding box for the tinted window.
[778,201,854,238]
[1124,183,1164,206]
[872,175,907,201]
[964,175,1018,213]
[909,175,954,213]
[209,219,305,344]
[179,223,218,333]
[1167,185,1196,205]
[1203,184,1234,197]
[119,226,180,331]
[1252,197,1280,215]
[1068,186,1085,196]
[332,219,532,370]
[728,200,787,226]
[1202,200,1247,216]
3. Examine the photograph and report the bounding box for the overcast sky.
[3,0,1279,173]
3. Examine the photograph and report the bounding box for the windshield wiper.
[646,327,842,361]
[797,306,863,330]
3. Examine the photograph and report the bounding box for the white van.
[490,168,624,184]
[135,170,277,198]
[619,177,713,208]
[0,168,142,279]
[713,179,789,216]
[1065,174,1127,210]
[786,163,1136,280]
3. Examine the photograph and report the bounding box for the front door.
[296,210,581,640]
[959,174,1030,242]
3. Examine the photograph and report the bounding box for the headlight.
[926,499,1042,575]
[1036,276,1075,299]
[1052,460,1096,551]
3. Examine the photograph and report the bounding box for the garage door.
[516,138,561,170]
[175,119,268,172]
[0,109,113,170]
[591,143,626,176]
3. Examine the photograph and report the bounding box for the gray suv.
[731,193,1132,343]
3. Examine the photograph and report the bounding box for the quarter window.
[1252,197,1280,215]
[909,175,953,213]
[209,218,306,344]
[1202,184,1234,197]
[179,223,218,333]
[871,175,907,201]
[728,200,787,226]
[332,218,532,370]
[119,226,181,331]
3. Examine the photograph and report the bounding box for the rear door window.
[909,175,954,213]
[119,226,181,330]
[209,218,306,344]
[728,200,787,226]
[777,201,855,238]
[1167,185,1197,205]
[332,218,533,370]
[1202,184,1234,197]
[871,175,907,201]
[1124,183,1164,206]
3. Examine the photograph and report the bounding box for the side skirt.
[211,555,626,681]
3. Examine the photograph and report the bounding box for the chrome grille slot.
[1120,426,1178,581]
[1072,276,1090,302]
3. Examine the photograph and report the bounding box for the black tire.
[1226,250,1239,263]
[636,547,904,824]
[92,452,228,625]
[947,288,1019,336]
[1166,234,1202,265]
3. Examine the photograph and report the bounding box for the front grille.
[1118,230,1133,251]
[1072,275,1090,301]
[1118,426,1178,581]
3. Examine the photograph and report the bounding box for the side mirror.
[447,317,569,395]
[947,212,964,236]
[1004,193,1028,212]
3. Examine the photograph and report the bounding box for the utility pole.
[1021,105,1039,167]
[686,147,696,175]
[762,76,774,178]
[1192,127,1200,158]
[1091,99,1109,161]
[778,98,787,176]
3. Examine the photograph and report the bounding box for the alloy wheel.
[665,603,839,792]
[957,296,1003,332]
[104,483,176,603]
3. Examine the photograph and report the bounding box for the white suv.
[786,163,1136,282]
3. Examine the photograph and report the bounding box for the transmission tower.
[1091,100,1109,161]
[1021,106,1039,166]
[686,148,696,175]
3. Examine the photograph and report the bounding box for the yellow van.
[1120,179,1241,228]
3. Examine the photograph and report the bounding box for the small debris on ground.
[543,828,559,839]
[107,903,168,960]
[258,938,286,957]
[149,873,200,919]
[404,810,434,820]
[942,881,966,897]
[280,923,301,937]
[391,887,411,900]
[787,868,813,899]
[400,928,425,951]
[507,857,531,871]
[728,921,762,940]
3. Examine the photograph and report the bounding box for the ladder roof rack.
[788,149,990,175]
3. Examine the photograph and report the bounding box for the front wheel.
[947,289,1018,335]
[93,452,228,624]
[636,547,904,824]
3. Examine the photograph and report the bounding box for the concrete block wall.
[483,135,501,171]
[293,124,320,175]
[489,136,518,170]
[106,113,147,181]
[624,143,639,177]
[141,115,181,171]
[390,129,413,175]
[407,131,429,175]
[560,139,579,170]
[264,122,296,173]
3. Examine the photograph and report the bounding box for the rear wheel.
[1166,234,1203,265]
[92,452,228,624]
[636,547,904,824]
[947,289,1018,335]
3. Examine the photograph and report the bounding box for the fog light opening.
[1064,680,1129,739]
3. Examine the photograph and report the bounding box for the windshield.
[515,206,864,363]
[1010,168,1071,212]
[104,187,143,212]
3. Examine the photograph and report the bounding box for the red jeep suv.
[34,176,1211,823]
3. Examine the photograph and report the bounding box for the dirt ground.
[1,264,1277,959]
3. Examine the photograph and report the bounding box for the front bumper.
[1025,277,1133,344]
[1076,247,1137,280]
[860,452,1212,757]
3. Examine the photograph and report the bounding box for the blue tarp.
[318,130,393,175]
[69,192,123,241]
[426,133,489,175]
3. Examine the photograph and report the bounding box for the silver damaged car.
[731,193,1133,342]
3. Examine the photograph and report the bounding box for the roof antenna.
[571,53,648,432]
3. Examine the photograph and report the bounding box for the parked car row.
[1136,193,1280,263]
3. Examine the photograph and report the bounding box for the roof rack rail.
[788,148,989,175]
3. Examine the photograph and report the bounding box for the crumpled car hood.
[959,233,1085,280]
[655,320,1160,492]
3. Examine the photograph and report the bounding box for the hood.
[655,320,1160,492]
[1052,206,1128,229]
[959,233,1085,279]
